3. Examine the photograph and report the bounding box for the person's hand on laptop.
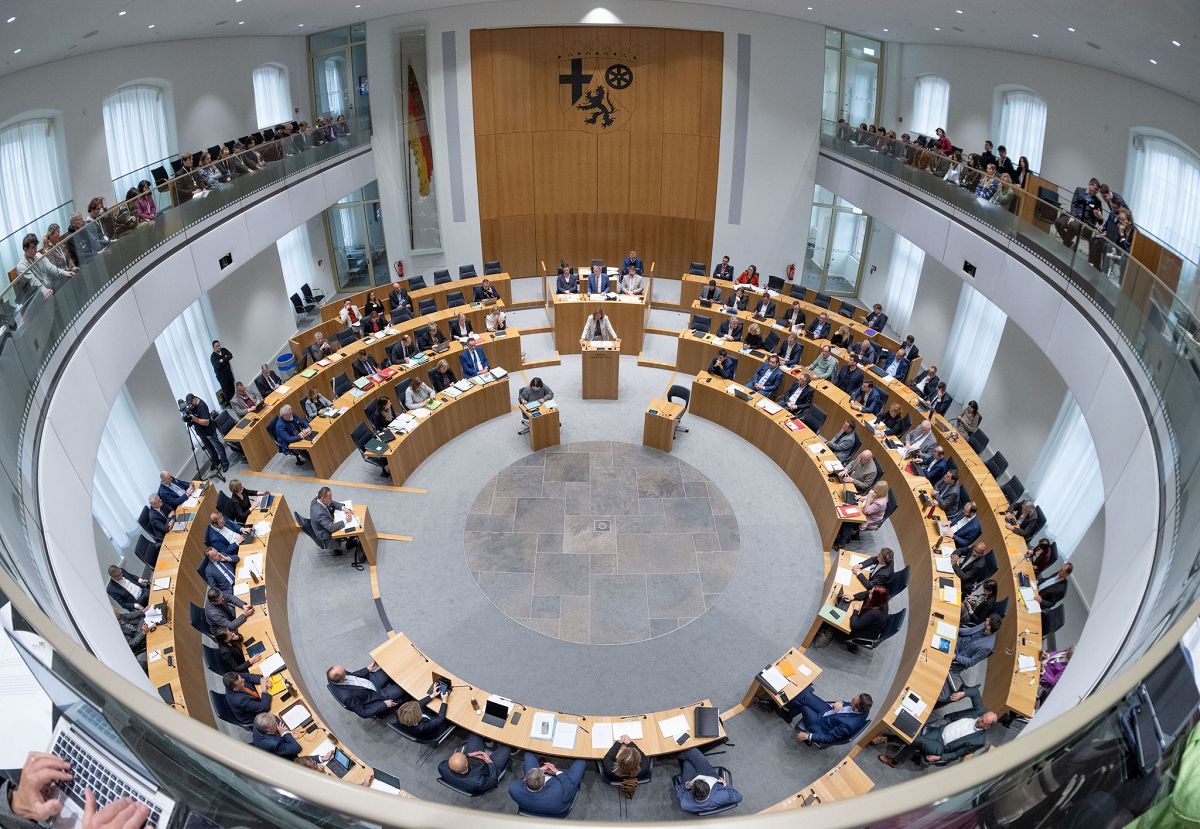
[84,791,150,828]
[11,751,72,821]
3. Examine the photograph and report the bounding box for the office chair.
[813,292,832,309]
[894,414,912,436]
[351,422,389,477]
[418,298,438,316]
[800,404,826,433]
[985,451,1009,479]
[980,551,999,582]
[881,487,899,522]
[407,274,427,291]
[396,379,412,410]
[364,399,379,421]
[132,535,160,572]
[1042,601,1067,647]
[766,274,786,291]
[210,691,250,730]
[202,645,223,675]
[884,565,911,598]
[789,284,806,299]
[216,491,237,522]
[437,753,511,797]
[336,327,358,347]
[484,260,502,275]
[290,293,316,318]
[332,373,352,397]
[301,283,325,305]
[391,308,413,325]
[847,608,906,652]
[670,768,737,816]
[433,269,452,284]
[966,427,989,454]
[459,264,477,278]
[446,290,466,308]
[590,258,604,268]
[1001,475,1025,505]
[762,330,780,352]
[386,717,457,766]
[1026,505,1048,538]
[993,597,1010,620]
[668,384,691,435]
[135,506,159,544]
[189,603,213,637]
[690,314,712,334]
[294,511,322,548]
[838,300,862,319]
[688,261,706,276]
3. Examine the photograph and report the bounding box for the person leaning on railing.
[15,233,75,299]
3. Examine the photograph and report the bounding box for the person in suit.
[205,513,250,557]
[599,735,651,789]
[750,355,783,396]
[199,546,239,595]
[878,684,996,766]
[395,685,450,739]
[712,256,734,280]
[725,286,750,312]
[943,501,981,547]
[699,279,722,303]
[223,672,270,727]
[874,402,905,436]
[807,344,837,380]
[716,315,743,341]
[274,405,313,464]
[205,586,253,635]
[840,450,878,493]
[952,541,992,595]
[429,359,457,392]
[865,304,888,331]
[620,266,645,296]
[556,264,580,294]
[708,349,736,380]
[389,281,413,315]
[785,686,872,747]
[351,352,380,379]
[157,471,194,510]
[927,382,953,415]
[388,333,419,366]
[460,342,490,378]
[145,494,174,541]
[776,332,803,367]
[778,373,813,416]
[835,360,865,394]
[581,308,618,344]
[895,335,919,363]
[853,547,894,592]
[750,294,776,319]
[214,628,260,674]
[622,249,643,275]
[778,301,806,332]
[1054,178,1103,248]
[362,309,386,335]
[673,748,741,814]
[326,662,407,718]
[586,264,608,294]
[849,380,884,415]
[808,311,832,340]
[851,338,878,368]
[827,420,859,463]
[309,486,356,556]
[1037,562,1073,607]
[251,713,303,759]
[450,312,474,339]
[961,579,998,628]
[419,321,447,351]
[307,332,337,365]
[1005,501,1041,539]
[210,340,235,403]
[440,735,513,795]
[254,363,282,397]
[227,480,268,525]
[229,382,263,417]
[915,446,949,483]
[106,565,149,612]
[933,469,963,515]
[900,420,937,459]
[910,365,940,397]
[473,278,501,302]
[937,613,1002,703]
[882,351,910,381]
[510,753,587,817]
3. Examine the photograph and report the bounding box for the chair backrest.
[351,422,373,451]
[887,565,910,596]
[993,596,1010,619]
[301,283,321,302]
[813,293,832,309]
[882,488,899,521]
[877,608,906,643]
[690,314,712,333]
[290,293,306,314]
[668,384,691,412]
[364,398,379,421]
[848,429,862,456]
[132,535,159,569]
[766,275,786,290]
[446,290,466,308]
[980,551,999,581]
[215,409,237,437]
[266,416,285,452]
[189,602,212,636]
[332,372,352,397]
[1043,602,1067,635]
[762,330,780,352]
[137,505,152,533]
[896,414,911,436]
[1029,505,1048,538]
[202,645,223,674]
[396,378,412,409]
[590,258,603,268]
[985,451,1008,478]
[459,264,476,278]
[210,691,247,728]
[418,298,438,316]
[967,427,989,454]
[688,261,706,275]
[216,490,235,520]
[801,404,826,433]
[839,300,862,319]
[433,269,452,284]
[407,274,427,290]
[871,457,884,487]
[392,308,413,324]
[484,260,502,275]
[336,327,358,346]
[1001,475,1025,505]
[789,284,805,298]
[293,511,321,546]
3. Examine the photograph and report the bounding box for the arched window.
[102,83,172,196]
[1127,133,1200,267]
[995,87,1046,171]
[252,64,293,128]
[0,117,68,240]
[910,75,949,137]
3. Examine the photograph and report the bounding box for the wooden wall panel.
[471,26,721,279]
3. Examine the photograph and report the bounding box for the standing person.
[210,340,235,405]
[184,392,229,473]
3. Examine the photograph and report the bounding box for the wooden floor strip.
[636,358,677,371]
[377,532,413,542]
[244,470,427,494]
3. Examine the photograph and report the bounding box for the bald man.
[438,734,512,794]
[878,685,996,767]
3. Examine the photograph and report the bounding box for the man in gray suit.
[229,381,263,417]
[309,486,358,558]
[900,420,937,459]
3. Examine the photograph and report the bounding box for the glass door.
[804,186,871,295]
[308,25,369,129]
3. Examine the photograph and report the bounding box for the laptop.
[325,747,354,778]
[482,696,512,728]
[699,299,713,308]
[733,388,753,402]
[5,629,176,828]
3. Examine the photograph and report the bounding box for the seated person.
[913,445,949,482]
[622,249,644,275]
[326,662,408,718]
[1025,538,1055,575]
[274,405,313,464]
[339,299,362,329]
[395,683,450,739]
[418,321,447,351]
[778,301,805,331]
[750,294,776,319]
[600,735,651,787]
[227,480,268,525]
[847,585,890,645]
[389,281,413,314]
[830,325,853,349]
[827,420,859,463]
[807,344,836,380]
[699,279,722,303]
[852,547,894,591]
[874,402,905,435]
[673,748,742,814]
[205,512,249,557]
[306,332,336,364]
[251,713,303,759]
[157,470,194,510]
[372,398,399,431]
[586,264,609,294]
[708,349,735,380]
[865,303,888,330]
[834,359,864,394]
[302,387,332,420]
[389,333,420,364]
[556,264,580,294]
[712,255,734,280]
[901,420,937,459]
[1005,500,1040,539]
[229,382,263,417]
[716,315,743,341]
[106,565,149,612]
[509,754,587,818]
[1037,562,1073,607]
[952,541,992,595]
[927,382,952,415]
[725,286,749,311]
[474,278,501,302]
[910,365,940,396]
[743,322,764,349]
[834,481,889,547]
[955,400,983,435]
[783,686,872,747]
[941,501,981,547]
[439,735,513,795]
[485,306,506,332]
[877,684,996,767]
[204,586,252,635]
[778,373,813,415]
[939,614,1001,703]
[750,355,783,396]
[776,332,803,366]
[223,672,271,727]
[146,494,174,542]
[849,380,884,415]
[517,377,553,435]
[735,265,759,286]
[213,628,258,674]
[850,338,877,367]
[116,608,149,668]
[254,363,282,396]
[961,578,998,628]
[450,312,474,339]
[460,343,490,378]
[839,450,878,493]
[808,311,832,339]
[620,266,645,296]
[362,309,386,335]
[934,470,963,514]
[406,379,437,410]
[429,359,457,392]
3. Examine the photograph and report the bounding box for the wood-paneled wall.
[471,27,722,278]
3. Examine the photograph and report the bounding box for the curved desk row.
[548,290,649,355]
[317,273,513,324]
[370,633,726,759]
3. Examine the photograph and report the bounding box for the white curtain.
[323,57,346,117]
[883,235,924,334]
[1027,393,1103,560]
[252,64,293,129]
[103,84,172,197]
[276,225,317,298]
[1127,135,1200,266]
[941,283,1006,406]
[0,118,68,239]
[996,89,1046,171]
[93,389,161,550]
[911,75,950,137]
[154,296,220,407]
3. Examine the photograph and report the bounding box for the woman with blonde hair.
[835,480,889,548]
[601,735,650,798]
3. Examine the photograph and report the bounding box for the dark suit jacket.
[709,356,735,379]
[397,695,448,739]
[390,339,419,364]
[855,560,894,593]
[204,521,244,557]
[157,477,191,509]
[438,755,502,794]
[929,686,988,762]
[1039,577,1069,606]
[204,595,247,633]
[227,675,271,726]
[712,263,734,280]
[751,298,776,318]
[106,570,146,611]
[600,741,651,781]
[217,640,252,674]
[201,554,240,594]
[808,319,831,339]
[950,513,982,547]
[327,667,403,718]
[865,311,888,330]
[450,319,474,338]
[254,371,282,397]
[430,368,457,392]
[778,309,806,330]
[252,727,302,758]
[779,381,813,413]
[147,506,173,540]
[509,755,582,817]
[352,356,379,379]
[922,457,949,483]
[776,339,804,366]
[953,551,990,593]
[418,327,446,350]
[460,348,490,378]
[717,318,743,340]
[473,284,500,301]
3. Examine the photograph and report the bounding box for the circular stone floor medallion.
[466,442,741,644]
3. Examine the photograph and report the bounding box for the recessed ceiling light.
[12,48,20,54]
[5,16,14,23]
[238,20,245,24]
[1031,33,1039,38]
[806,6,813,10]
[882,28,888,32]
[118,10,126,15]
[298,23,304,27]
[147,23,155,28]
[934,27,941,31]
[1067,27,1075,32]
[955,8,963,13]
[1172,40,1181,47]
[1150,58,1158,64]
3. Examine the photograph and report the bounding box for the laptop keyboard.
[52,731,162,826]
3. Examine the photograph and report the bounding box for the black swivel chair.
[202,645,224,675]
[189,603,213,637]
[391,308,413,325]
[210,691,250,730]
[839,300,862,319]
[690,314,712,334]
[215,409,243,461]
[993,597,1010,620]
[433,269,452,284]
[336,327,358,347]
[967,427,989,454]
[484,260,502,275]
[813,292,832,309]
[446,290,466,308]
[301,283,326,305]
[418,298,438,316]
[590,258,604,268]
[1001,476,1025,506]
[670,767,738,816]
[396,379,412,410]
[596,756,653,786]
[985,451,1009,479]
[216,491,237,521]
[688,261,706,276]
[132,535,160,572]
[801,404,826,433]
[135,506,158,544]
[847,608,906,651]
[886,565,911,597]
[352,422,390,476]
[881,488,899,522]
[459,264,477,279]
[294,511,322,548]
[979,551,999,582]
[407,274,427,291]
[762,330,780,352]
[1042,602,1067,645]
[291,293,316,318]
[332,372,352,397]
[668,384,691,436]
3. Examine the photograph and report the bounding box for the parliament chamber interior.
[1,1,1199,827]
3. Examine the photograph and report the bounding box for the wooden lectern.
[580,339,621,399]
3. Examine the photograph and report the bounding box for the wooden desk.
[318,273,512,323]
[738,647,821,709]
[371,633,726,759]
[521,399,561,452]
[581,340,621,399]
[761,757,874,812]
[804,549,874,643]
[550,293,647,355]
[643,399,683,452]
[331,505,379,566]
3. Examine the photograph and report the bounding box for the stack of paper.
[411,408,431,420]
[233,582,250,597]
[760,666,789,693]
[276,385,291,395]
[593,340,614,349]
[934,557,955,574]
[454,379,474,391]
[551,722,578,750]
[756,399,782,414]
[312,739,335,762]
[237,553,264,581]
[849,553,870,567]
[935,620,958,640]
[490,367,509,378]
[1018,654,1038,673]
[280,704,311,730]
[834,567,853,586]
[658,714,689,740]
[530,712,556,741]
[259,652,286,676]
[335,508,359,531]
[901,693,927,716]
[940,586,960,605]
[444,386,463,398]
[145,607,164,625]
[823,459,844,473]
[543,400,558,411]
[153,576,171,590]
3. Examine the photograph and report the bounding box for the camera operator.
[182,393,229,475]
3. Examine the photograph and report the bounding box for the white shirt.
[117,578,141,598]
[788,384,806,406]
[218,525,241,544]
[940,717,980,746]
[340,674,376,691]
[948,513,974,533]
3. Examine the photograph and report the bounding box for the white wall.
[125,348,189,475]
[0,36,309,205]
[888,44,1200,195]
[365,0,824,276]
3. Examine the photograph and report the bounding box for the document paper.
[760,666,789,693]
[658,714,690,740]
[551,722,578,750]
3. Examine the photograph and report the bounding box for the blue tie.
[218,562,233,585]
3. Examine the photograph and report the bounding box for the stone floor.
[468,442,741,644]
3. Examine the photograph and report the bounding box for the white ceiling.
[0,0,1195,103]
